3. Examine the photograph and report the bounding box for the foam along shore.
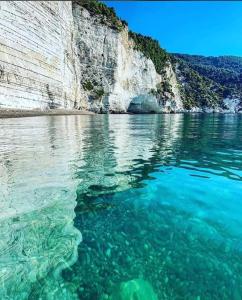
[0,109,95,119]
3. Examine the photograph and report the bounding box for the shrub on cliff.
[73,0,127,31]
[171,56,224,109]
[128,31,170,74]
[174,54,242,102]
[74,1,170,74]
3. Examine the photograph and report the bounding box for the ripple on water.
[0,114,242,299]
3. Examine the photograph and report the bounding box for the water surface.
[0,114,242,299]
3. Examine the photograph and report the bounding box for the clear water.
[0,114,242,300]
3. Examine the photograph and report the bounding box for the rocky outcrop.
[0,1,182,113]
[73,3,182,113]
[222,98,241,113]
[110,279,158,300]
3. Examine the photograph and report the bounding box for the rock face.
[0,1,81,110]
[73,4,182,113]
[0,1,182,113]
[223,98,241,113]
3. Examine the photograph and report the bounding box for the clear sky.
[104,1,242,57]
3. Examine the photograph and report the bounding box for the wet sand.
[0,109,95,118]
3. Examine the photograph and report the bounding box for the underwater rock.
[110,279,158,300]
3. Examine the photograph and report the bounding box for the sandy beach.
[0,109,95,119]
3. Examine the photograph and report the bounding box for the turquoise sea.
[0,114,242,300]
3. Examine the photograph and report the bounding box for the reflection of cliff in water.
[1,114,241,299]
[74,114,185,215]
[63,114,242,300]
[0,116,86,299]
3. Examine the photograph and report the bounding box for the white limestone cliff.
[0,1,82,110]
[0,1,182,112]
[73,4,182,113]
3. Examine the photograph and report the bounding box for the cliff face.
[0,1,82,110]
[72,4,182,113]
[73,4,161,112]
[0,1,182,113]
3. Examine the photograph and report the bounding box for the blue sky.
[104,1,242,56]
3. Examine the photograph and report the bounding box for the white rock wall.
[73,4,123,112]
[109,30,162,112]
[73,4,183,113]
[163,64,183,112]
[0,1,182,112]
[0,1,81,110]
[223,98,241,113]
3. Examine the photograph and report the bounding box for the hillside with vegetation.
[74,0,242,111]
[173,54,242,108]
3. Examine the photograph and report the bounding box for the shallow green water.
[0,114,242,300]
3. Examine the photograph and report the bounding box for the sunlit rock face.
[108,30,163,113]
[72,4,183,113]
[223,98,241,113]
[0,1,82,110]
[0,1,182,112]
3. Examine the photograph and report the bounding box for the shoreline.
[0,109,95,119]
[0,109,241,119]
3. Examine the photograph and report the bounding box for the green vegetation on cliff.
[173,54,242,108]
[73,0,127,31]
[75,1,170,74]
[128,31,170,74]
[171,56,224,109]
[175,54,242,79]
[128,32,173,100]
[75,0,242,109]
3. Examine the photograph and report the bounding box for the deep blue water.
[0,114,242,299]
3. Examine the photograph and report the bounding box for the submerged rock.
[110,279,158,300]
